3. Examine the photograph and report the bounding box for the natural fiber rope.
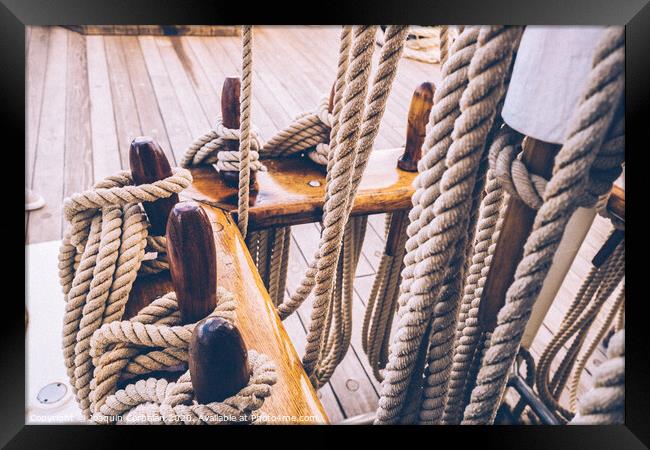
[59,169,192,418]
[89,288,237,414]
[375,26,482,424]
[439,26,449,67]
[261,95,332,165]
[302,26,408,388]
[568,288,624,412]
[238,25,254,238]
[535,231,624,420]
[97,350,276,424]
[569,329,624,425]
[462,26,625,424]
[362,211,409,381]
[375,25,522,425]
[441,128,518,424]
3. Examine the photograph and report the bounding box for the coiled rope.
[181,25,263,238]
[91,290,277,425]
[59,168,192,418]
[462,26,624,425]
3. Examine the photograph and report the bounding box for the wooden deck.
[25,26,621,422]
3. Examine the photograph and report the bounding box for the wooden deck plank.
[26,27,51,236]
[103,36,142,169]
[27,27,68,243]
[138,35,192,162]
[154,36,211,138]
[120,36,176,165]
[86,36,122,182]
[63,30,94,201]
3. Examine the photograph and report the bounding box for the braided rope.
[441,129,517,424]
[97,350,276,424]
[375,25,522,425]
[439,26,449,67]
[59,169,192,418]
[89,288,244,416]
[375,26,482,424]
[569,329,624,424]
[238,25,254,238]
[362,211,409,382]
[534,234,624,419]
[261,95,332,164]
[180,120,265,171]
[302,26,408,387]
[462,26,625,425]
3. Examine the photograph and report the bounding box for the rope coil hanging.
[569,329,624,425]
[59,168,192,418]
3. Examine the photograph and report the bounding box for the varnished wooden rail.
[125,138,328,422]
[183,80,435,231]
[125,203,329,422]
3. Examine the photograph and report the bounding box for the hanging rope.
[362,211,409,381]
[59,168,192,418]
[375,25,523,425]
[569,329,624,424]
[441,128,519,424]
[534,226,624,420]
[237,25,254,238]
[299,26,408,388]
[462,26,625,425]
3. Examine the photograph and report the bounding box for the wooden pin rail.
[124,137,328,422]
[183,80,435,231]
[126,203,329,422]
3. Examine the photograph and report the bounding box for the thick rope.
[89,288,236,414]
[441,129,518,424]
[59,169,192,419]
[97,350,276,424]
[569,329,624,424]
[375,25,522,425]
[462,26,625,424]
[375,26,482,424]
[261,95,332,165]
[302,26,408,388]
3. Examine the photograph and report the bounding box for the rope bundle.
[97,351,276,425]
[262,94,333,165]
[91,290,277,425]
[375,25,523,425]
[59,168,192,418]
[569,329,624,425]
[535,228,624,421]
[180,119,265,173]
[462,26,625,425]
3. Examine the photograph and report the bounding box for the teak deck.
[25,25,621,422]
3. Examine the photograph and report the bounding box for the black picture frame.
[7,0,648,447]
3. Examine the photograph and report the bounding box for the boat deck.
[25,25,619,422]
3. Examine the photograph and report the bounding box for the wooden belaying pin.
[129,137,178,236]
[219,76,256,188]
[166,202,218,324]
[189,316,250,404]
[397,82,435,172]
